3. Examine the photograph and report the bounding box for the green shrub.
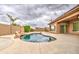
[24,25,31,32]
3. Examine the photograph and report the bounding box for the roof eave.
[49,5,79,25]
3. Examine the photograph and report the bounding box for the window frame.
[73,20,79,32]
[50,25,55,31]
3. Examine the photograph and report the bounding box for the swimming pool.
[20,33,56,42]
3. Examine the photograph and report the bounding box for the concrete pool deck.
[0,32,79,54]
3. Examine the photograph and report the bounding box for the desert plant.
[24,25,31,32]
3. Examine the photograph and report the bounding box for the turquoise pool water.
[20,33,56,42]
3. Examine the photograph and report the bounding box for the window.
[51,25,55,31]
[73,21,79,31]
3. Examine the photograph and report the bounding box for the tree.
[6,14,19,34]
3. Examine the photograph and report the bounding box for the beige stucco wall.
[50,20,79,35]
[0,24,10,35]
[49,11,79,34]
[68,20,79,35]
[50,22,60,34]
[0,24,24,36]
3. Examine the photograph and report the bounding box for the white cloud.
[14,20,25,26]
[2,6,15,13]
[0,4,77,28]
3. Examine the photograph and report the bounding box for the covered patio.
[49,5,79,34]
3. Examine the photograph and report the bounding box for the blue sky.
[0,4,77,28]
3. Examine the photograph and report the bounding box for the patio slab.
[0,32,79,54]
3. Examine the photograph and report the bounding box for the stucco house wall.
[68,20,79,34]
[49,5,79,34]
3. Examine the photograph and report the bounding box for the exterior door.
[60,24,67,33]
